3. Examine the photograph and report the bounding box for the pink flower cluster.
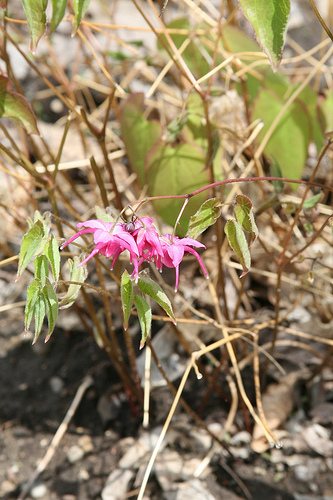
[61,217,208,291]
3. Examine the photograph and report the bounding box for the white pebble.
[67,445,84,464]
[30,483,47,499]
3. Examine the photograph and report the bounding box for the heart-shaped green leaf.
[134,294,152,349]
[43,278,59,342]
[145,141,210,231]
[51,0,67,32]
[187,198,221,239]
[59,256,88,309]
[234,195,258,240]
[252,89,311,182]
[138,274,176,324]
[157,18,210,78]
[44,235,60,282]
[121,270,134,330]
[25,278,45,343]
[237,0,290,71]
[17,220,44,280]
[34,255,49,286]
[0,76,39,134]
[22,0,47,52]
[120,94,162,185]
[225,219,251,277]
[73,0,91,35]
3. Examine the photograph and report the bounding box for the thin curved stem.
[308,0,333,42]
[130,174,333,210]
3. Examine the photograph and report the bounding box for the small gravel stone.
[1,480,17,495]
[119,427,163,469]
[230,430,252,446]
[78,435,94,454]
[78,468,90,482]
[39,438,49,448]
[294,464,311,482]
[293,460,324,483]
[67,445,84,464]
[49,376,64,394]
[30,483,47,499]
[163,478,216,500]
[229,446,251,460]
[102,469,134,500]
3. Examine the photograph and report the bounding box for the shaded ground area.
[1,301,333,499]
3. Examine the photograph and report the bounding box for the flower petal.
[177,237,206,249]
[77,219,114,232]
[78,242,106,266]
[183,246,209,278]
[60,228,97,249]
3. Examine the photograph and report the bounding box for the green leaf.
[25,278,45,343]
[73,0,92,35]
[297,85,325,152]
[187,198,221,239]
[120,94,162,185]
[302,193,323,210]
[137,274,176,324]
[237,0,290,71]
[34,255,49,286]
[22,0,47,52]
[121,270,133,330]
[51,0,67,32]
[59,256,88,309]
[106,50,130,61]
[134,294,152,349]
[320,89,333,134]
[145,141,210,231]
[224,219,251,277]
[270,159,284,193]
[44,235,60,281]
[234,195,258,240]
[42,278,59,342]
[157,18,210,78]
[252,89,311,183]
[29,210,51,229]
[17,220,44,280]
[95,205,116,223]
[0,76,39,134]
[166,113,189,143]
[182,93,208,149]
[220,23,262,55]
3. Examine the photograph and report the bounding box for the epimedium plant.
[17,189,260,349]
[17,173,331,350]
[1,0,330,380]
[0,2,332,495]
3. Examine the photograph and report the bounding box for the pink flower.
[132,217,164,263]
[60,219,140,279]
[61,217,209,291]
[157,234,208,292]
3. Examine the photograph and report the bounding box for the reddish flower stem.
[130,176,332,208]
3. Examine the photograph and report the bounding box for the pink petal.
[60,228,97,249]
[115,232,139,256]
[93,229,114,245]
[174,265,180,292]
[183,247,209,278]
[165,244,184,267]
[178,237,206,249]
[78,242,106,266]
[77,219,114,232]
